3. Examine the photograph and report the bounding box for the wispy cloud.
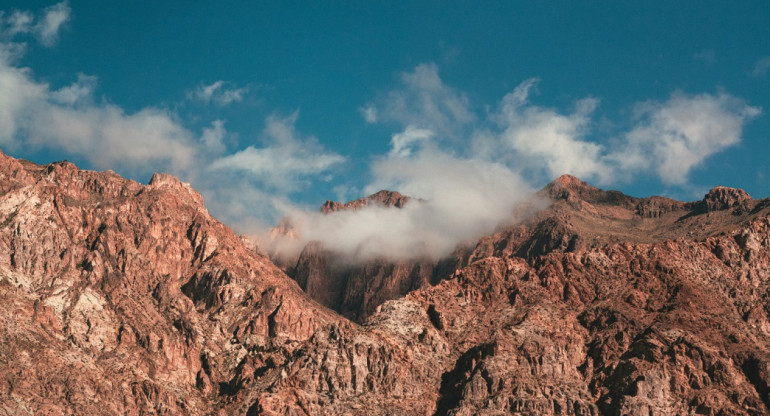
[694,50,716,65]
[35,1,70,46]
[188,80,249,106]
[363,63,475,140]
[0,1,70,47]
[753,57,770,77]
[358,105,377,123]
[388,125,433,157]
[209,112,345,191]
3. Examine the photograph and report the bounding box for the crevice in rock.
[434,343,495,416]
[427,304,443,331]
[741,356,770,410]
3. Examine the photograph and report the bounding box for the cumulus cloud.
[0,5,200,177]
[188,80,248,106]
[609,92,760,185]
[495,79,612,183]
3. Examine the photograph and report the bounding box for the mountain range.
[1,149,770,415]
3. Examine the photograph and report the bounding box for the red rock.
[2,149,770,415]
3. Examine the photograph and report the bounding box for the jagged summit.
[320,189,411,213]
[542,174,636,209]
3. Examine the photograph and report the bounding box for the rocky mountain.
[2,149,770,415]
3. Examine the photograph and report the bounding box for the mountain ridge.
[2,150,770,414]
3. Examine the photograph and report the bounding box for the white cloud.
[610,92,760,185]
[1,2,71,47]
[200,119,227,154]
[0,53,199,175]
[34,1,70,47]
[0,4,343,232]
[359,105,377,123]
[1,10,33,37]
[189,80,248,106]
[389,125,433,157]
[495,79,612,183]
[50,73,97,105]
[366,63,474,140]
[209,113,345,191]
[0,62,45,147]
[271,146,537,261]
[753,57,770,77]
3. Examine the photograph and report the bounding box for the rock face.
[2,151,770,415]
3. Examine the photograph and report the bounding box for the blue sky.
[1,1,769,242]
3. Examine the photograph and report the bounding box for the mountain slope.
[0,150,345,414]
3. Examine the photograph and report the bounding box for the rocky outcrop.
[696,185,754,214]
[2,150,770,415]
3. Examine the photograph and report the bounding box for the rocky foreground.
[1,149,770,415]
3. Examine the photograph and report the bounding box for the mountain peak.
[543,174,598,199]
[148,172,206,208]
[320,189,410,213]
[541,174,637,210]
